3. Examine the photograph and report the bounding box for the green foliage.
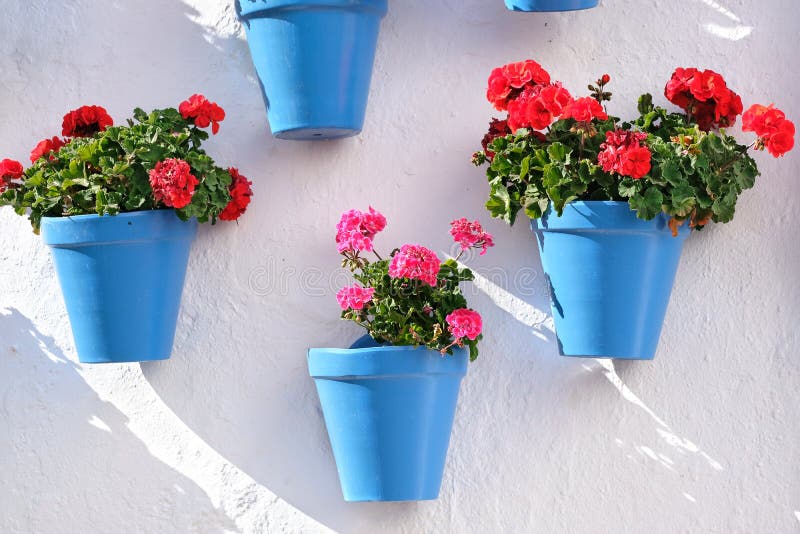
[475,94,761,231]
[1,106,235,232]
[343,256,482,361]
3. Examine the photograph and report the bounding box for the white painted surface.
[1,0,798,532]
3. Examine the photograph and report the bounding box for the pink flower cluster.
[336,285,375,311]
[336,207,387,254]
[388,244,441,287]
[450,218,495,255]
[597,129,652,179]
[446,309,483,341]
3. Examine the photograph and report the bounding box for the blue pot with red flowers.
[42,210,198,363]
[531,202,689,360]
[1,97,253,363]
[235,0,388,140]
[505,0,599,11]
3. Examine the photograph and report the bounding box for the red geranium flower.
[0,158,23,193]
[62,105,113,137]
[562,97,608,122]
[179,94,225,134]
[219,168,253,221]
[481,118,511,161]
[664,68,743,130]
[620,146,652,179]
[30,137,66,163]
[148,158,198,209]
[743,104,796,158]
[766,121,795,157]
[486,60,551,112]
[487,68,512,111]
[0,158,24,180]
[598,129,651,179]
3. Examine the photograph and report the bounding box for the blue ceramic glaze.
[505,0,599,12]
[40,210,197,364]
[531,201,689,360]
[236,0,388,140]
[308,336,468,501]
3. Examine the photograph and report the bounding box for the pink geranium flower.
[450,218,495,255]
[336,285,375,310]
[388,244,441,287]
[446,309,483,341]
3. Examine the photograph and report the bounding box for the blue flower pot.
[40,210,197,364]
[505,0,599,11]
[531,201,689,360]
[236,0,388,140]
[308,336,468,501]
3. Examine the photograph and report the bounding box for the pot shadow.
[0,308,236,533]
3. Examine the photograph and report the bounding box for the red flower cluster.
[148,158,198,209]
[179,94,225,134]
[480,118,511,160]
[561,96,608,123]
[507,83,574,132]
[664,68,743,131]
[219,168,253,221]
[0,158,23,192]
[61,105,113,137]
[742,104,795,158]
[486,60,551,111]
[598,129,652,179]
[29,137,65,163]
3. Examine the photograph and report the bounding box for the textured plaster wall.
[1,0,799,533]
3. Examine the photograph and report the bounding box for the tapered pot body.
[41,210,197,363]
[531,201,688,360]
[237,0,388,140]
[308,336,468,501]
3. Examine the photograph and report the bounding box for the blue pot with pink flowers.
[236,0,388,140]
[309,336,468,501]
[505,0,599,11]
[531,201,688,360]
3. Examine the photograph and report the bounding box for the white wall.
[1,0,799,532]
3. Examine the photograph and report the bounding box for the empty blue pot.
[40,210,197,364]
[505,0,599,11]
[308,336,468,501]
[236,0,388,140]
[531,201,689,360]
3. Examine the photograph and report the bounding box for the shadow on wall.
[0,308,236,533]
[135,1,571,531]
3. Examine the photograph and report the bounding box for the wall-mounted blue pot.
[236,0,388,140]
[308,336,468,501]
[40,210,197,364]
[531,201,689,360]
[505,0,599,11]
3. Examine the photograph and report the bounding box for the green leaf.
[486,181,513,223]
[629,187,664,220]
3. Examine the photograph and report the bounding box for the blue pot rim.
[531,201,691,236]
[40,209,198,247]
[505,0,599,11]
[308,343,468,379]
[236,0,388,19]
